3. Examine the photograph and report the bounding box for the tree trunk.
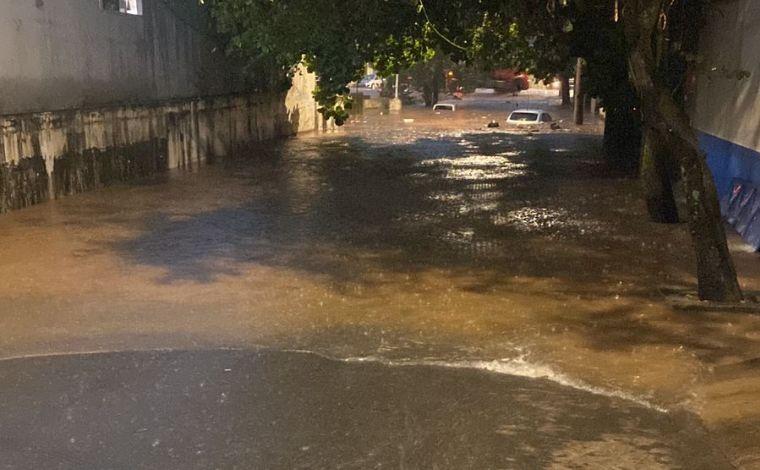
[573,58,584,125]
[584,93,593,114]
[431,59,443,106]
[603,104,641,174]
[422,83,433,107]
[640,128,679,223]
[625,1,742,302]
[669,126,741,301]
[559,74,571,106]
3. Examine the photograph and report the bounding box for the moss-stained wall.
[0,156,49,212]
[0,72,323,213]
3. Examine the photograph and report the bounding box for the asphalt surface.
[0,349,731,469]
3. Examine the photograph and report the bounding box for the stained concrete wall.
[0,69,322,212]
[0,0,237,115]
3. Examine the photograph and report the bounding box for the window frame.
[100,0,143,16]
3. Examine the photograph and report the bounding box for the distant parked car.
[358,73,383,89]
[506,109,559,129]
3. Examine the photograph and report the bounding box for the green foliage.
[208,0,716,130]
[468,9,572,82]
[209,0,576,120]
[209,0,427,124]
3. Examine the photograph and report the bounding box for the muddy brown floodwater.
[0,92,759,467]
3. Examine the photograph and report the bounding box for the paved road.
[0,349,731,469]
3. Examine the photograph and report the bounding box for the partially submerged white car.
[433,102,456,112]
[506,109,559,129]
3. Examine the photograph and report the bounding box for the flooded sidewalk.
[0,94,759,467]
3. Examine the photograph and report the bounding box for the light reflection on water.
[416,154,528,182]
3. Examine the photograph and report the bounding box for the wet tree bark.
[559,74,571,107]
[421,62,442,107]
[422,83,433,107]
[625,1,742,301]
[573,58,584,125]
[603,105,641,174]
[431,59,443,106]
[422,82,440,107]
[640,128,679,223]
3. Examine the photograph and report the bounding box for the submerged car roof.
[509,109,545,114]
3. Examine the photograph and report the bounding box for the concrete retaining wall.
[0,69,323,213]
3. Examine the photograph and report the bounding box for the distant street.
[0,92,758,467]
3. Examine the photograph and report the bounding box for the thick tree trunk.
[422,67,441,107]
[603,105,641,174]
[584,93,593,114]
[625,2,742,301]
[559,74,571,107]
[573,58,584,125]
[640,128,679,223]
[432,60,443,106]
[422,83,433,107]
[670,127,741,301]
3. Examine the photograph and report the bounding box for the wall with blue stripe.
[689,1,760,249]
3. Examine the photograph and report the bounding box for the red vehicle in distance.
[491,69,531,93]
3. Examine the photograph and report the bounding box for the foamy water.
[343,354,668,413]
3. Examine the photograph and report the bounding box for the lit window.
[101,0,142,15]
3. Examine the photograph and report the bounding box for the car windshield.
[509,112,539,122]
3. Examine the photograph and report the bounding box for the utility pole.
[389,73,402,111]
[573,57,584,125]
[559,74,571,107]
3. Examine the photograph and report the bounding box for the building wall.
[0,0,237,115]
[691,0,760,199]
[0,1,327,214]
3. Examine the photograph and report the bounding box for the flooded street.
[0,350,729,469]
[1,93,759,467]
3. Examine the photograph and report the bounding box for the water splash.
[343,354,668,413]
